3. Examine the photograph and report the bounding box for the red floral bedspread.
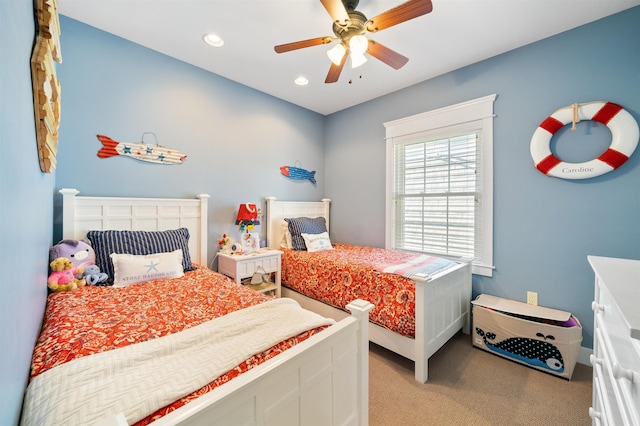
[30,265,324,424]
[281,244,421,338]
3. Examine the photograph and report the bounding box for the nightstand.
[217,249,283,297]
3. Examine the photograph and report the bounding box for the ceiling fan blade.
[320,0,350,26]
[274,36,333,53]
[366,0,433,32]
[367,40,409,70]
[325,51,347,83]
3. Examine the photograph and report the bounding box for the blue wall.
[54,17,326,258]
[1,0,55,424]
[3,4,639,424]
[325,7,640,350]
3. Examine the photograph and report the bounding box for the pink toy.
[47,257,86,292]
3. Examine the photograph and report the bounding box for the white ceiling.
[58,0,639,116]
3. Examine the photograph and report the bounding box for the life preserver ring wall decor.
[530,101,639,179]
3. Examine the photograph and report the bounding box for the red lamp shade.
[235,203,260,225]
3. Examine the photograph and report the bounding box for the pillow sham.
[280,220,293,249]
[285,217,328,250]
[86,228,194,284]
[301,232,333,253]
[110,249,184,287]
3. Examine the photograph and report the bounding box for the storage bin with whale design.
[472,294,582,379]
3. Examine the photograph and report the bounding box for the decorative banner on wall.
[31,0,62,173]
[96,133,187,164]
[280,164,316,184]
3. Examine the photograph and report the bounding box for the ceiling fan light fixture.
[350,52,367,68]
[348,34,368,55]
[274,0,434,83]
[327,43,346,65]
[203,33,224,47]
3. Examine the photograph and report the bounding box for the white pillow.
[110,249,184,287]
[300,232,333,252]
[280,220,293,249]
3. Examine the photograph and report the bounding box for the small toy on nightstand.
[218,233,236,254]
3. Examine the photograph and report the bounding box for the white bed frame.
[266,196,472,383]
[58,189,373,426]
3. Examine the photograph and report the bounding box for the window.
[384,95,496,276]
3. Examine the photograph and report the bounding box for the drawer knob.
[590,354,602,366]
[591,301,604,313]
[612,362,635,382]
[589,407,601,419]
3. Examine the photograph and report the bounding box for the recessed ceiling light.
[294,76,309,86]
[203,33,224,47]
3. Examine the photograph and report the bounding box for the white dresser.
[588,256,640,426]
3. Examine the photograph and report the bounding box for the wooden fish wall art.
[280,165,316,184]
[97,134,187,165]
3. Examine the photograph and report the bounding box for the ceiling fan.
[274,0,433,84]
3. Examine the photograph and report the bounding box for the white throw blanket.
[374,254,458,279]
[21,298,334,426]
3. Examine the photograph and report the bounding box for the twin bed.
[265,197,472,383]
[22,189,472,425]
[21,189,372,426]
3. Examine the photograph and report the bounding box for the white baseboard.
[577,346,593,366]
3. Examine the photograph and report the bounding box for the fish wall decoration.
[280,165,316,184]
[96,134,186,164]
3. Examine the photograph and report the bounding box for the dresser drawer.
[590,357,614,426]
[589,257,640,426]
[592,327,628,425]
[593,285,640,425]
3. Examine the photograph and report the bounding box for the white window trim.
[384,94,497,277]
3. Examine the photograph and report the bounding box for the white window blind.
[393,129,480,258]
[385,95,496,276]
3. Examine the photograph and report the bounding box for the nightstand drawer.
[236,257,279,277]
[217,250,283,298]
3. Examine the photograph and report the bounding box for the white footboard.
[151,299,373,426]
[264,196,472,384]
[414,261,472,382]
[282,261,472,384]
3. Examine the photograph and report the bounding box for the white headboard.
[60,188,210,265]
[265,196,331,250]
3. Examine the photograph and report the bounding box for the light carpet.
[369,332,592,426]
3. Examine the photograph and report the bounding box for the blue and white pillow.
[285,217,328,250]
[110,249,184,287]
[301,232,333,252]
[87,228,194,284]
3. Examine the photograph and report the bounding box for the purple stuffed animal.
[49,239,96,270]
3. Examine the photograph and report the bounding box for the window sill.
[472,262,494,277]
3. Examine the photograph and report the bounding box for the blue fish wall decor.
[280,165,316,184]
[476,327,565,373]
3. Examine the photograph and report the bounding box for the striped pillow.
[87,228,195,284]
[285,217,328,250]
